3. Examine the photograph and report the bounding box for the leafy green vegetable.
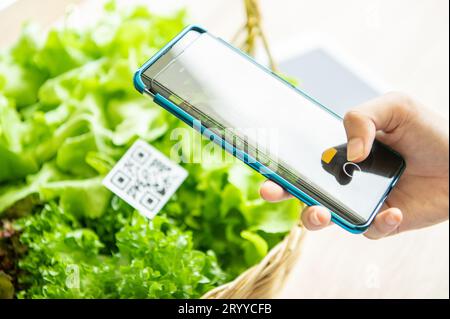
[39,177,111,219]
[15,204,224,298]
[0,1,301,298]
[0,96,39,182]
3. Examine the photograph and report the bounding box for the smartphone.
[134,25,405,234]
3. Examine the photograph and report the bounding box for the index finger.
[343,92,414,162]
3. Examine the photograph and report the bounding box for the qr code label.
[103,140,188,219]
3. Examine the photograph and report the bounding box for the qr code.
[103,140,188,219]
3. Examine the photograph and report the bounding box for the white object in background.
[269,33,390,117]
[0,0,16,11]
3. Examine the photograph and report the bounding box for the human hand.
[260,92,449,239]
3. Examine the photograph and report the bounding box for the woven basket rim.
[202,222,306,299]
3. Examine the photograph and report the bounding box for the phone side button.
[391,176,401,188]
[384,182,396,201]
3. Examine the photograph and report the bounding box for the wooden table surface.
[1,0,448,299]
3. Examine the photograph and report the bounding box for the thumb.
[343,92,413,162]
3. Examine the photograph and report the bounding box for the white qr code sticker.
[102,139,188,219]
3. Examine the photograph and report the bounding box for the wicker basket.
[202,220,306,299]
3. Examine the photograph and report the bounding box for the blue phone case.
[134,25,403,234]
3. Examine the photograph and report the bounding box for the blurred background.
[1,0,448,298]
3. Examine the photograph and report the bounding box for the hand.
[260,92,449,239]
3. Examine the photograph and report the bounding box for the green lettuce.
[15,204,224,298]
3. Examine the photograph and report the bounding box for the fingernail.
[347,137,364,161]
[385,214,400,227]
[310,211,322,226]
